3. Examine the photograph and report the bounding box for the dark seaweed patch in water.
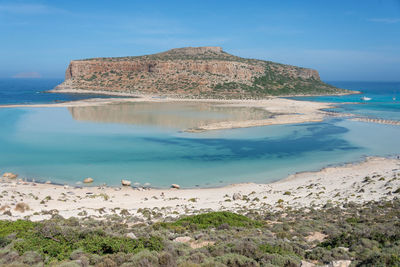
[141,122,358,161]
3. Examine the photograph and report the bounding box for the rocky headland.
[54,46,349,98]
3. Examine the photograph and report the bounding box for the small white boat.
[361,96,372,101]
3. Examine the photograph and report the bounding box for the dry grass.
[14,202,30,213]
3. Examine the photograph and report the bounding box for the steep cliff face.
[56,46,344,98]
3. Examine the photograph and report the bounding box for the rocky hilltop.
[55,46,347,98]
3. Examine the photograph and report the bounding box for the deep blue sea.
[0,78,125,104]
[0,79,399,187]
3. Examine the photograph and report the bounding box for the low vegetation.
[213,66,344,98]
[0,199,399,266]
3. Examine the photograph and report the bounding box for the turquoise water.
[0,104,399,188]
[290,81,400,121]
[0,81,399,188]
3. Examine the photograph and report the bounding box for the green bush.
[1,219,163,262]
[216,253,259,267]
[0,220,37,238]
[159,212,263,230]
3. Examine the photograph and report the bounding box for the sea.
[0,79,399,188]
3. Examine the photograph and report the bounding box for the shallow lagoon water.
[1,102,400,188]
[68,102,272,129]
[1,80,400,188]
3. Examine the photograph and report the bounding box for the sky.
[0,0,399,81]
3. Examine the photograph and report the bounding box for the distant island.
[54,46,349,98]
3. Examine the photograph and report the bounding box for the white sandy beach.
[1,157,399,221]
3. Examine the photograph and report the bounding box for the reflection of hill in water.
[68,102,271,129]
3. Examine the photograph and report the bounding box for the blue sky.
[0,0,399,81]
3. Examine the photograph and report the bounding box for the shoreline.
[4,153,400,190]
[1,156,399,221]
[0,92,335,132]
[49,87,361,98]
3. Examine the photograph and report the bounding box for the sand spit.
[350,117,400,126]
[0,95,333,132]
[1,157,399,221]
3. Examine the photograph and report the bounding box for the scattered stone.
[232,193,242,200]
[0,205,10,211]
[121,180,131,186]
[173,236,192,243]
[190,240,215,249]
[120,209,130,216]
[301,261,315,267]
[3,210,12,216]
[194,233,204,240]
[171,184,180,189]
[3,172,18,179]
[172,235,214,248]
[83,177,94,183]
[126,232,137,239]
[328,260,352,267]
[305,232,327,242]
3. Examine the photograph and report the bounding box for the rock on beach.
[3,172,18,179]
[171,184,180,189]
[121,179,131,186]
[83,177,94,183]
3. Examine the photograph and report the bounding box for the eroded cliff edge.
[55,46,348,98]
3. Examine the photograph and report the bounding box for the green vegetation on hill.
[213,66,343,97]
[1,199,399,266]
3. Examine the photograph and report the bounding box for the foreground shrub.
[0,219,163,262]
[157,211,263,231]
[127,249,159,266]
[215,253,259,267]
[0,199,399,266]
